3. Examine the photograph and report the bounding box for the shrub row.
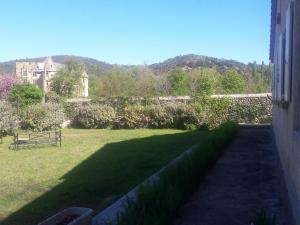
[0,102,18,135]
[73,104,115,129]
[70,103,201,130]
[0,96,271,132]
[115,121,239,225]
[20,103,65,131]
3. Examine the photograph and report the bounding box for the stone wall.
[212,93,273,124]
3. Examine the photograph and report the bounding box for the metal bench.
[11,130,62,150]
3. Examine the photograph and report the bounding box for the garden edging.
[92,144,199,225]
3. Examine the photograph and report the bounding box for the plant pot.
[38,207,94,225]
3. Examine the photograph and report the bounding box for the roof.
[270,0,277,63]
[16,57,64,72]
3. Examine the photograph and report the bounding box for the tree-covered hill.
[149,54,257,74]
[0,55,120,76]
[0,54,267,76]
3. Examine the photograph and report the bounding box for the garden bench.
[11,130,62,150]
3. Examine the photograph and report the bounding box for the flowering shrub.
[0,102,18,135]
[0,75,17,100]
[20,103,65,131]
[73,104,116,128]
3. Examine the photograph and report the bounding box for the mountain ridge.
[0,54,263,76]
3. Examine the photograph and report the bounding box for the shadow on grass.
[1,130,204,225]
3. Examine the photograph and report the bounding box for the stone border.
[92,144,199,225]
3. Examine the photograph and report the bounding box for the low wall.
[212,93,272,124]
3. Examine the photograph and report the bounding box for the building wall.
[272,0,300,224]
[15,58,89,97]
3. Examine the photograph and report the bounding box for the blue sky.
[0,0,271,65]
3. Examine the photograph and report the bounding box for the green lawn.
[0,128,205,225]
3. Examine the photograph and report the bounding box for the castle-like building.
[15,57,88,97]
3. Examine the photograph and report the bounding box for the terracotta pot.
[38,207,94,225]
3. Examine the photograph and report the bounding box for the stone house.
[15,57,89,97]
[270,0,300,224]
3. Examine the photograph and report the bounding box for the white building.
[270,0,300,224]
[15,57,89,97]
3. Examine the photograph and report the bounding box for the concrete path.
[173,125,292,225]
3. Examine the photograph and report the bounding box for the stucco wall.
[272,0,300,224]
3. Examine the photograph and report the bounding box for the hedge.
[72,104,116,128]
[20,103,65,131]
[115,121,239,225]
[0,102,18,135]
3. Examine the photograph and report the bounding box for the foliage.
[45,91,64,104]
[9,83,43,108]
[20,103,64,131]
[73,104,116,128]
[197,68,218,96]
[115,105,170,129]
[0,75,17,100]
[0,102,18,135]
[50,61,85,97]
[229,99,272,124]
[167,69,188,95]
[164,104,200,129]
[88,65,271,98]
[195,97,231,129]
[113,104,200,129]
[194,96,272,127]
[116,121,238,225]
[221,70,246,94]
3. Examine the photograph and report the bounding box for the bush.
[45,91,64,104]
[73,104,115,128]
[229,99,272,124]
[115,104,200,129]
[0,102,18,135]
[195,97,231,129]
[116,105,168,129]
[9,83,43,108]
[20,103,65,131]
[116,121,238,225]
[164,104,200,129]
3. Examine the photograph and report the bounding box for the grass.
[0,128,205,225]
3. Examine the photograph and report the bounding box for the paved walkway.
[173,125,292,225]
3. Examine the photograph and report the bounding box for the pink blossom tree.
[0,75,17,100]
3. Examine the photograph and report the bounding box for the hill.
[149,54,252,74]
[0,54,262,76]
[0,55,119,76]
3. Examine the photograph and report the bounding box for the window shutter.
[272,64,277,101]
[277,33,285,101]
[284,2,294,102]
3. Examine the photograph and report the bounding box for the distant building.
[15,57,89,97]
[270,0,300,224]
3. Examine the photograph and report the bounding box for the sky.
[0,0,271,65]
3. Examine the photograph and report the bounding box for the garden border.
[92,144,199,225]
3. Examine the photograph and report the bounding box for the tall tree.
[168,69,188,95]
[9,83,43,108]
[221,69,246,94]
[50,61,84,97]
